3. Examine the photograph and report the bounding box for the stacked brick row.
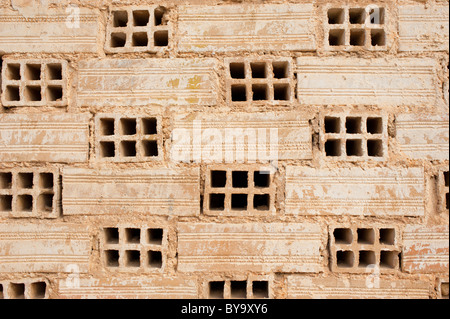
[0,0,448,299]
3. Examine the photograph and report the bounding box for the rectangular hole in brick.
[100,141,115,158]
[0,195,12,212]
[231,281,247,299]
[25,64,41,80]
[274,83,290,101]
[443,171,449,187]
[148,228,163,245]
[379,228,395,245]
[209,281,225,299]
[272,61,289,79]
[441,282,449,298]
[325,139,342,157]
[37,193,53,212]
[336,250,354,268]
[24,86,42,102]
[232,171,248,188]
[254,194,270,211]
[105,250,119,267]
[30,282,46,299]
[325,117,341,133]
[9,283,25,299]
[6,63,21,80]
[125,250,141,267]
[17,194,33,212]
[47,86,63,102]
[254,171,270,188]
[5,86,20,101]
[371,29,386,46]
[253,281,269,298]
[230,62,246,79]
[334,228,353,244]
[133,10,149,26]
[367,139,383,157]
[120,118,137,135]
[132,32,148,47]
[328,8,345,24]
[329,29,345,46]
[39,173,53,189]
[446,192,449,210]
[18,172,33,189]
[367,117,383,134]
[349,8,366,24]
[142,118,157,135]
[252,84,268,101]
[125,228,141,244]
[104,228,119,244]
[120,141,137,157]
[231,194,248,211]
[100,118,115,136]
[346,139,363,156]
[47,63,62,80]
[211,171,227,188]
[346,117,362,133]
[380,250,398,269]
[369,8,385,25]
[359,250,376,268]
[231,84,247,102]
[110,32,127,48]
[209,194,225,211]
[148,250,162,268]
[154,6,167,26]
[0,172,12,189]
[250,62,267,78]
[154,30,168,47]
[0,284,3,299]
[113,10,128,27]
[357,228,375,244]
[143,140,158,157]
[350,29,366,46]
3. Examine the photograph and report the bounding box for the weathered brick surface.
[285,166,425,217]
[0,113,90,163]
[177,223,323,273]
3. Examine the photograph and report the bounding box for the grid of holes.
[326,7,387,49]
[331,226,400,272]
[1,61,65,106]
[322,115,386,160]
[0,171,56,217]
[208,279,269,299]
[205,168,274,215]
[0,281,47,299]
[97,116,160,161]
[107,7,169,51]
[102,227,166,271]
[227,60,293,103]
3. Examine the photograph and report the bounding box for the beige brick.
[286,276,431,299]
[62,168,200,216]
[402,225,449,274]
[0,113,90,163]
[296,57,438,106]
[0,7,100,53]
[396,113,449,161]
[58,276,198,299]
[0,222,90,273]
[399,5,449,52]
[178,223,323,273]
[77,58,218,107]
[285,166,425,217]
[172,112,311,163]
[0,278,49,299]
[177,4,315,52]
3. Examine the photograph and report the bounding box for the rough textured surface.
[0,0,448,299]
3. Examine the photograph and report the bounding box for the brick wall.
[0,0,448,299]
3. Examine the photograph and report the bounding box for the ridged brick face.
[0,0,448,300]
